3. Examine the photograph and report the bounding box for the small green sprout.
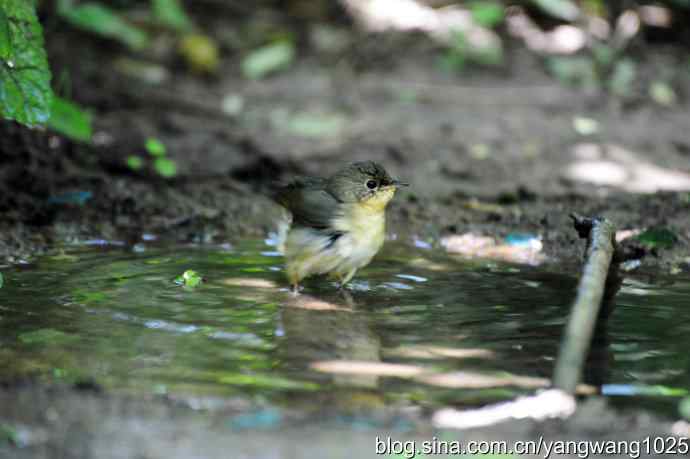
[154,157,177,178]
[145,137,167,157]
[127,155,144,171]
[174,270,203,287]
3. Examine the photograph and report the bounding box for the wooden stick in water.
[553,214,617,394]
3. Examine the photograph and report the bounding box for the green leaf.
[0,272,3,289]
[608,58,636,97]
[285,112,346,138]
[532,0,580,21]
[178,33,219,73]
[469,39,503,66]
[546,56,597,88]
[242,41,295,80]
[48,96,92,141]
[126,155,143,170]
[145,137,166,156]
[218,373,318,390]
[636,228,677,249]
[470,2,504,28]
[680,397,690,421]
[0,7,10,60]
[174,269,203,287]
[152,0,192,31]
[59,3,148,50]
[649,81,677,106]
[591,44,614,66]
[0,0,53,126]
[154,157,177,177]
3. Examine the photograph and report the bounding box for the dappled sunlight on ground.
[442,233,545,265]
[310,360,427,378]
[433,389,576,429]
[342,0,500,48]
[222,277,278,289]
[565,143,690,193]
[383,345,495,360]
[284,294,353,312]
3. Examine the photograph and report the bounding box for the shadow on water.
[0,240,688,416]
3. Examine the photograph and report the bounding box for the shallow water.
[0,240,688,416]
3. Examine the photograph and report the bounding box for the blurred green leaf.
[470,2,504,28]
[0,272,3,289]
[636,228,677,249]
[0,7,10,60]
[582,0,606,17]
[152,0,192,31]
[0,0,53,126]
[546,56,596,88]
[649,81,676,106]
[680,397,690,420]
[591,44,614,66]
[0,423,18,445]
[439,30,503,72]
[532,0,580,21]
[572,116,599,136]
[178,33,219,73]
[145,137,166,156]
[174,269,203,287]
[608,58,636,97]
[18,328,79,345]
[48,96,92,141]
[59,3,148,50]
[126,155,143,170]
[469,40,503,66]
[154,157,177,177]
[217,373,319,390]
[438,52,466,73]
[286,112,346,138]
[242,41,295,80]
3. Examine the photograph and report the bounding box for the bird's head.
[326,161,407,210]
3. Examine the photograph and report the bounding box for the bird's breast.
[332,203,386,261]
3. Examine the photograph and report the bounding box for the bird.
[274,161,407,292]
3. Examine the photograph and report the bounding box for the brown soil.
[3,23,690,271]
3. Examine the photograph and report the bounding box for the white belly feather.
[282,203,386,282]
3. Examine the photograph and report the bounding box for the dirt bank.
[1,383,687,459]
[3,38,689,271]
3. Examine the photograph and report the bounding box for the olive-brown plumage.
[274,161,405,291]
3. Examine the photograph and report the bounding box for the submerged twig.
[553,214,617,394]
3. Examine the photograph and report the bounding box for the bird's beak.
[391,179,409,187]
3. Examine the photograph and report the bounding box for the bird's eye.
[366,180,378,189]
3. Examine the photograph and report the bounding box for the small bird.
[274,161,407,292]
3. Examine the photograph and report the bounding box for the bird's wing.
[274,176,340,229]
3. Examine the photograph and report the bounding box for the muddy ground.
[1,383,688,459]
[2,4,690,457]
[2,15,690,270]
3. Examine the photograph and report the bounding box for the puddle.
[0,240,689,416]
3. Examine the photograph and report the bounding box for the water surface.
[0,240,688,416]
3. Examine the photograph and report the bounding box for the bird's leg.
[337,269,357,289]
[288,269,301,295]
